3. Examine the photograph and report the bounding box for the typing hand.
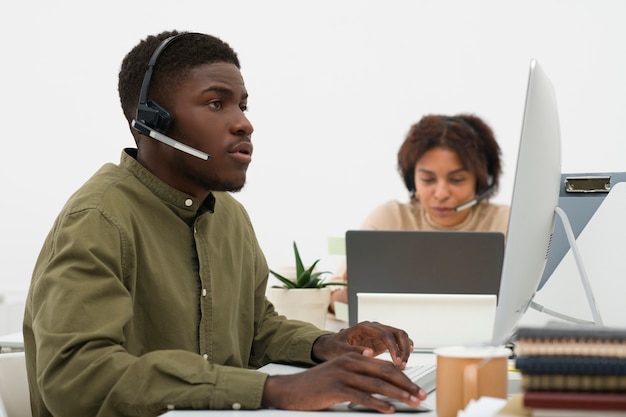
[312,321,414,369]
[261,352,427,413]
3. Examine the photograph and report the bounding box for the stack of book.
[514,325,626,417]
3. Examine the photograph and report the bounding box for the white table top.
[164,353,522,416]
[166,353,440,416]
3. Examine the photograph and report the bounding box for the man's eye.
[240,104,248,112]
[451,178,467,184]
[419,178,435,184]
[208,101,222,109]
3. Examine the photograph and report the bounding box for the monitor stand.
[529,206,604,326]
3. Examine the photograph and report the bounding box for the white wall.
[1,0,625,299]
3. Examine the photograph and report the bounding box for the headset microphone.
[131,33,211,161]
[454,184,496,212]
[131,119,210,160]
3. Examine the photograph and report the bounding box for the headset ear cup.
[136,100,173,134]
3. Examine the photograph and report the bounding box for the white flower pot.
[266,287,331,329]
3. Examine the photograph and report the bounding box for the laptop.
[345,230,505,326]
[357,293,498,350]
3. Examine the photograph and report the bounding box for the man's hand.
[261,352,427,413]
[311,321,414,368]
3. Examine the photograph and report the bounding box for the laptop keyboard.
[404,363,437,393]
[348,363,437,412]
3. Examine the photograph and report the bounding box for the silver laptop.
[345,230,504,326]
[357,293,497,350]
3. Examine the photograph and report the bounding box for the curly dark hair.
[118,30,241,125]
[397,114,502,199]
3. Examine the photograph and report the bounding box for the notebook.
[357,292,498,350]
[345,230,504,326]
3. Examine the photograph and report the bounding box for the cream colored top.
[361,199,510,233]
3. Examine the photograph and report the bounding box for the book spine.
[523,391,626,410]
[515,356,626,375]
[515,340,626,358]
[516,326,626,341]
[522,373,626,392]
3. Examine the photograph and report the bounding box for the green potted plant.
[266,241,345,328]
[270,242,346,289]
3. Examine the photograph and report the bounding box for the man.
[23,30,427,416]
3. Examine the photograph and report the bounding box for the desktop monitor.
[492,59,562,344]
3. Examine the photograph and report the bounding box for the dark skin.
[134,62,427,413]
[136,62,254,200]
[264,323,426,413]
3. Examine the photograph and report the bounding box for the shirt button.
[185,198,193,207]
[203,354,208,360]
[202,288,207,297]
[232,403,242,410]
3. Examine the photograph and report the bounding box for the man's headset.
[131,33,211,160]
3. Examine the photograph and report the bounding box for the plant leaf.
[296,270,311,287]
[305,277,322,288]
[271,242,342,289]
[320,282,347,288]
[307,259,321,271]
[310,270,332,280]
[269,269,297,289]
[293,241,305,278]
[298,259,323,287]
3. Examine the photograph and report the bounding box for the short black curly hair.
[118,30,241,125]
[397,114,502,199]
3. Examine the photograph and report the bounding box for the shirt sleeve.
[27,208,270,416]
[242,209,334,368]
[360,200,410,230]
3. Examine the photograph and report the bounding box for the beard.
[180,162,247,193]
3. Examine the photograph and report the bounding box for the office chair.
[0,352,31,417]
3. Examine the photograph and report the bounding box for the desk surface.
[165,354,522,416]
[5,318,517,415]
[167,409,433,416]
[166,353,441,416]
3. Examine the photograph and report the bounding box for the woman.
[330,113,510,314]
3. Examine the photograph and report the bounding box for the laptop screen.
[345,230,504,326]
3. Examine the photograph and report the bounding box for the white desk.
[165,353,521,416]
[6,316,518,415]
[167,352,442,416]
[167,408,434,416]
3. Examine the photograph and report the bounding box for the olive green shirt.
[23,149,330,417]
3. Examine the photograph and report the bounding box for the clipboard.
[538,172,626,290]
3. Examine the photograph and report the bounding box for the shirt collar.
[120,148,216,220]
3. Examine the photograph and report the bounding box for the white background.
[1,0,625,293]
